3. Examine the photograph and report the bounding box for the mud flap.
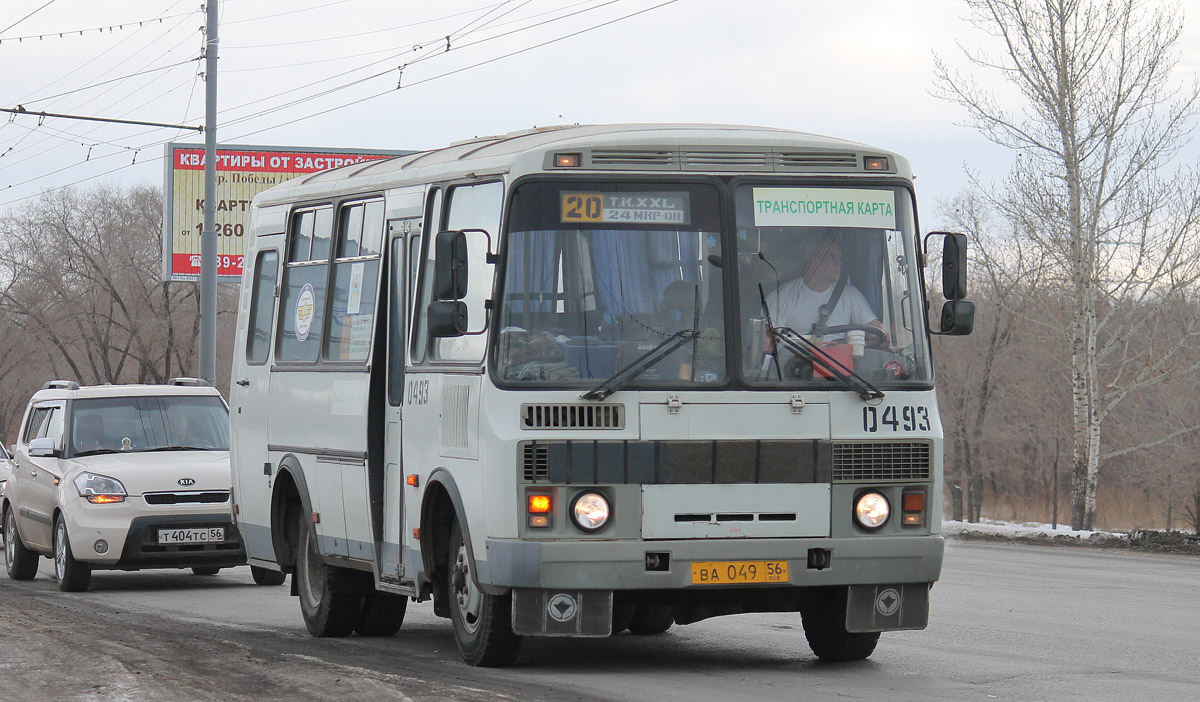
[845,583,930,632]
[512,589,613,637]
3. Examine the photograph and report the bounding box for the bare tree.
[935,0,1200,529]
[0,184,236,403]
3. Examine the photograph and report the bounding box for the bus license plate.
[158,527,225,545]
[691,560,788,585]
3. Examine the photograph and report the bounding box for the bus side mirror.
[435,230,468,300]
[936,231,968,300]
[427,301,468,338]
[940,300,975,336]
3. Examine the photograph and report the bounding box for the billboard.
[162,143,412,282]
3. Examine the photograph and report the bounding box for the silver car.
[3,379,282,591]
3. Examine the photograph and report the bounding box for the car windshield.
[69,395,229,456]
[496,181,726,387]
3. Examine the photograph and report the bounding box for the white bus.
[229,124,973,667]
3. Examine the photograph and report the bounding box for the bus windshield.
[734,183,932,386]
[495,180,932,390]
[497,181,726,387]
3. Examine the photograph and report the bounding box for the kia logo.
[178,478,196,487]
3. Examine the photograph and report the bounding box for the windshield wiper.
[72,448,122,457]
[757,283,884,401]
[143,445,219,452]
[582,328,700,401]
[771,326,885,401]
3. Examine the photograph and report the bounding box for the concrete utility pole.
[199,1,219,385]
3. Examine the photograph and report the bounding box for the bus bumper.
[492,536,942,637]
[482,534,944,590]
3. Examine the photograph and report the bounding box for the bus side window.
[247,250,279,365]
[325,199,384,363]
[431,181,502,363]
[411,188,441,364]
[388,236,407,406]
[278,206,333,363]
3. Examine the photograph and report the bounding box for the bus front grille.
[521,403,625,430]
[832,442,932,482]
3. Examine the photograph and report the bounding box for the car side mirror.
[427,301,468,338]
[435,230,468,300]
[29,436,57,458]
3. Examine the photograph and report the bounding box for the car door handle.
[236,378,250,387]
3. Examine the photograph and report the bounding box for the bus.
[229,123,973,667]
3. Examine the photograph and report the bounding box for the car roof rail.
[167,377,211,387]
[41,380,80,391]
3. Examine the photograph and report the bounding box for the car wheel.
[4,507,38,581]
[627,605,674,635]
[54,515,92,592]
[448,519,522,666]
[251,565,286,586]
[354,591,408,636]
[295,514,361,637]
[191,567,221,576]
[801,587,880,662]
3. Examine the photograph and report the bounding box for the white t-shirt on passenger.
[770,277,879,336]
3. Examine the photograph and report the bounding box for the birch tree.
[935,0,1200,529]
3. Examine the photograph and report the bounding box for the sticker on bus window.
[561,192,691,225]
[295,283,316,342]
[752,187,896,229]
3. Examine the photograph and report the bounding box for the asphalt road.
[1,541,1197,701]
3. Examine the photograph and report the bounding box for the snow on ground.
[941,518,1129,542]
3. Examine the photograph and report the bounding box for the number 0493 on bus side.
[691,560,789,585]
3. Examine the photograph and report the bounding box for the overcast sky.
[2,0,1199,226]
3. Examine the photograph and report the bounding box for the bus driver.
[769,233,887,346]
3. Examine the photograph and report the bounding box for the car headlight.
[854,491,890,530]
[74,472,127,504]
[570,491,611,532]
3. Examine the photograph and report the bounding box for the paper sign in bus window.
[752,187,896,229]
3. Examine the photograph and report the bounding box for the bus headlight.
[854,491,890,530]
[570,491,610,532]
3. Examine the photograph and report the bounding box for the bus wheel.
[627,605,674,635]
[448,520,522,666]
[801,587,880,662]
[296,516,361,637]
[355,592,407,636]
[611,604,636,634]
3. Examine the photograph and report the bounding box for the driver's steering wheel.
[819,324,888,348]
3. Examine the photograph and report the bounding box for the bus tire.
[295,516,361,637]
[448,520,522,666]
[611,604,636,634]
[251,565,287,586]
[627,605,674,635]
[801,587,880,662]
[4,507,38,581]
[355,592,408,636]
[54,515,92,592]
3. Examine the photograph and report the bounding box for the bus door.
[379,193,422,588]
[231,229,283,563]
